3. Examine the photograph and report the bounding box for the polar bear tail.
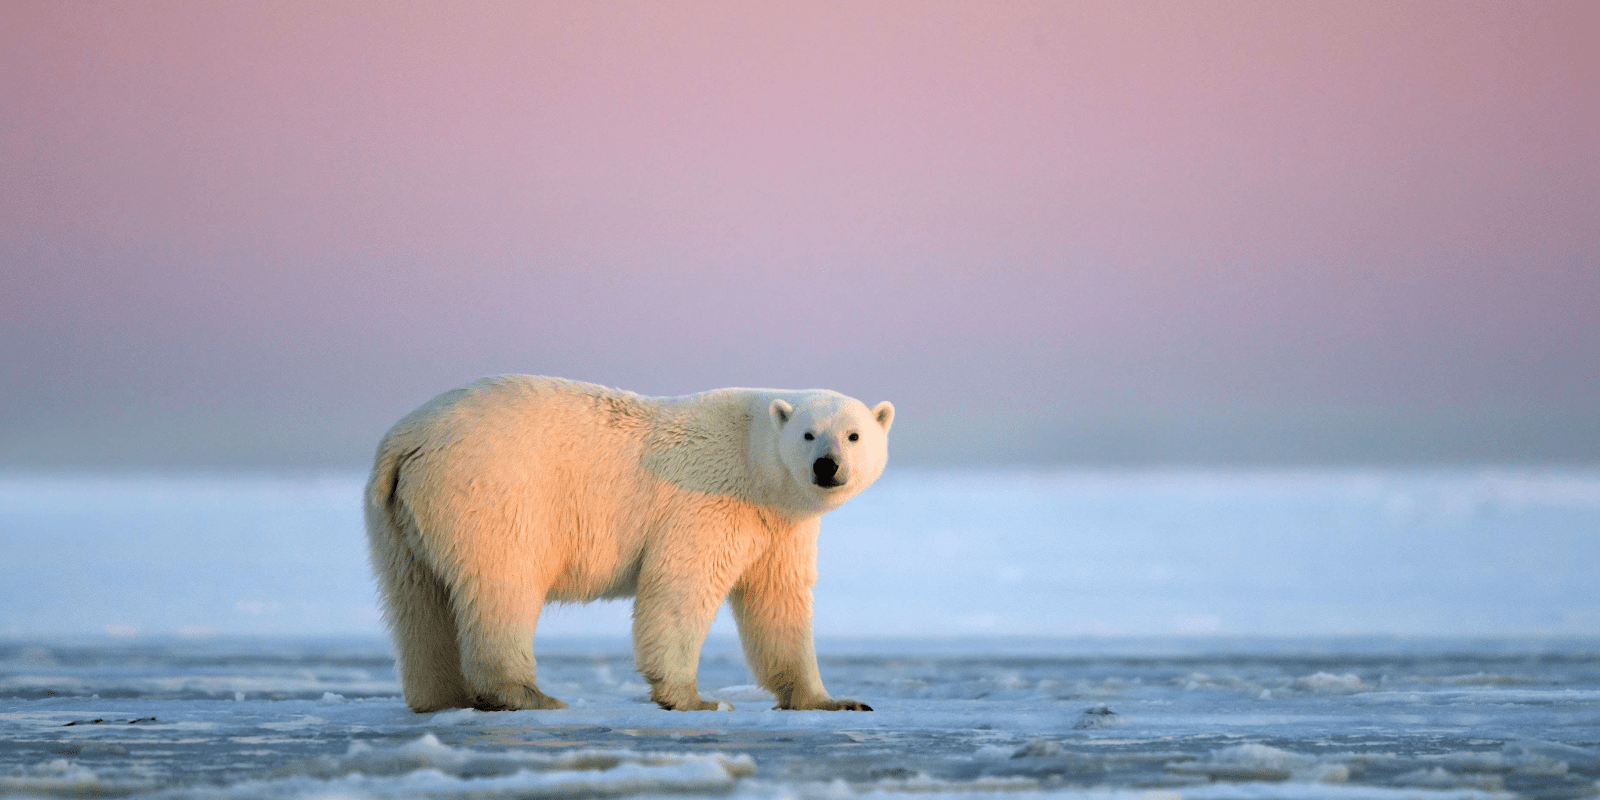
[363,434,424,567]
[364,436,471,711]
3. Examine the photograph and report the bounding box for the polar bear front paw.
[470,683,567,711]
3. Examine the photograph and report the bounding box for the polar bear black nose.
[812,456,840,485]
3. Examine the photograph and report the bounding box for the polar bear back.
[375,375,820,603]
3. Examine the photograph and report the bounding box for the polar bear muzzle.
[812,456,842,487]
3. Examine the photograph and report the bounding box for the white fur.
[365,375,893,712]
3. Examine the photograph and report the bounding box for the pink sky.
[2,1,1596,466]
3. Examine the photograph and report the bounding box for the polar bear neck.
[637,389,815,520]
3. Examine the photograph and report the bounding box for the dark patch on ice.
[52,741,129,755]
[61,716,156,726]
[1072,703,1118,729]
[674,734,722,743]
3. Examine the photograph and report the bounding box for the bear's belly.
[543,540,645,603]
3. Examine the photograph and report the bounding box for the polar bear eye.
[803,432,814,440]
[848,432,859,442]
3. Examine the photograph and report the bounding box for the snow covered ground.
[3,469,1599,798]
[2,636,1598,799]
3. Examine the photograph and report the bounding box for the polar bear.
[365,375,893,713]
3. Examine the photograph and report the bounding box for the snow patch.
[715,684,779,702]
[0,758,159,796]
[1011,739,1068,758]
[273,733,755,782]
[195,761,743,800]
[1294,672,1369,694]
[1169,743,1348,784]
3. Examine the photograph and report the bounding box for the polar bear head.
[768,391,894,512]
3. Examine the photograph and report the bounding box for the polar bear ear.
[770,399,793,425]
[873,401,895,432]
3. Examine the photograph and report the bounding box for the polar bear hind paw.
[779,698,872,711]
[470,684,567,711]
[655,697,735,711]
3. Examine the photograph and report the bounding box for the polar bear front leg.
[631,580,729,711]
[729,527,872,711]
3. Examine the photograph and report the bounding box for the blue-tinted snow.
[5,469,1599,638]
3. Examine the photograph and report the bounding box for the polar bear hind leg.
[371,529,473,712]
[369,461,563,711]
[450,572,567,711]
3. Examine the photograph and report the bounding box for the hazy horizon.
[3,1,1596,470]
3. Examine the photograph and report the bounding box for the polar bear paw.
[655,697,735,711]
[780,698,873,711]
[648,679,734,711]
[470,683,567,711]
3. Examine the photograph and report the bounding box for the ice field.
[3,636,1599,800]
[3,469,1600,798]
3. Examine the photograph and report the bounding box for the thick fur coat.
[365,375,893,712]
